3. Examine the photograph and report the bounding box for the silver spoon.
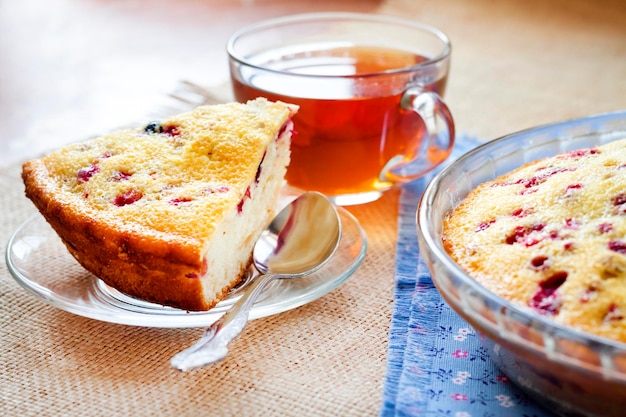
[171,191,341,371]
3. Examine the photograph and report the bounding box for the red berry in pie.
[114,189,143,206]
[529,271,568,315]
[77,164,99,183]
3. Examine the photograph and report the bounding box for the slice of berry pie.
[22,98,297,311]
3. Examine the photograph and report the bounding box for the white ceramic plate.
[6,206,366,328]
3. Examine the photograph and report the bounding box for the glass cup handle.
[382,87,455,183]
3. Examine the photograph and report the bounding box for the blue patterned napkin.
[380,135,553,417]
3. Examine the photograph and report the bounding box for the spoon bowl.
[171,191,341,371]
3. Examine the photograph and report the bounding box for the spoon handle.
[170,272,278,371]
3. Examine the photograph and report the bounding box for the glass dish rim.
[417,109,626,377]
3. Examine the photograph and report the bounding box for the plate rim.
[6,207,367,328]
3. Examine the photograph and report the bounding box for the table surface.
[1,0,625,416]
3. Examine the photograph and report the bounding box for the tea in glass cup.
[228,13,454,205]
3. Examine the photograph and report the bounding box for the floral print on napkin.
[380,135,553,417]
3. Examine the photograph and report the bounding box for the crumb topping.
[443,138,626,342]
[39,99,294,240]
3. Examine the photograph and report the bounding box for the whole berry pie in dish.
[443,136,626,343]
[21,98,297,311]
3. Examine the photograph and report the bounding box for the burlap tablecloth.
[2,0,625,415]
[0,160,398,416]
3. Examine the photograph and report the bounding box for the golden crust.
[22,98,297,311]
[443,137,626,342]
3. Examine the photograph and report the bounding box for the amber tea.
[228,13,454,204]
